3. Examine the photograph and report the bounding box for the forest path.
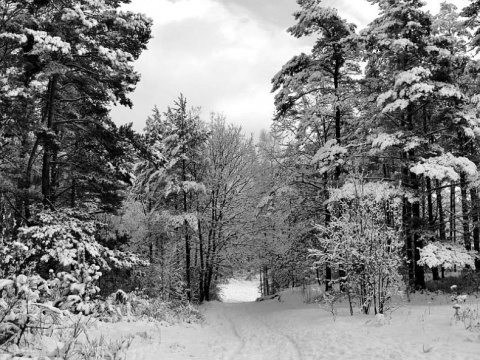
[119,278,480,360]
[213,301,303,360]
[205,297,480,360]
[143,294,480,360]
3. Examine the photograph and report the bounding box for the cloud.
[111,0,311,135]
[111,0,466,136]
[215,0,300,29]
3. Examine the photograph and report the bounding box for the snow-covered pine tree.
[134,96,209,302]
[0,0,152,220]
[362,0,479,288]
[271,0,361,290]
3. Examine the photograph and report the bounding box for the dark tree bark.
[436,179,446,278]
[41,75,58,209]
[436,179,446,241]
[412,172,425,289]
[426,177,439,280]
[470,188,480,270]
[197,219,205,302]
[460,173,471,251]
[451,182,456,244]
[403,154,415,288]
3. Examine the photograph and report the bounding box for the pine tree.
[362,0,479,287]
[134,96,209,301]
[0,0,152,220]
[271,0,361,290]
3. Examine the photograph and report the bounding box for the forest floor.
[91,276,480,360]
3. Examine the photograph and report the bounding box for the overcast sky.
[110,0,469,137]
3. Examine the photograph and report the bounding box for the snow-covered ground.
[88,279,480,360]
[218,275,261,303]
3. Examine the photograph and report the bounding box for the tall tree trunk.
[324,202,332,292]
[412,197,425,288]
[471,188,480,270]
[451,182,456,243]
[160,234,166,300]
[403,157,414,288]
[259,267,264,297]
[436,179,446,241]
[204,228,214,301]
[182,153,192,301]
[460,173,471,251]
[198,219,205,302]
[184,227,192,302]
[333,58,347,288]
[42,75,58,209]
[24,138,40,221]
[436,179,446,278]
[205,233,218,301]
[426,177,439,280]
[264,265,269,296]
[203,191,217,301]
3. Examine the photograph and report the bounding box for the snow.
[371,132,402,150]
[419,243,476,269]
[394,67,431,88]
[79,279,480,360]
[410,153,478,181]
[219,276,261,303]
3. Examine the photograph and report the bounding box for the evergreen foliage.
[3,0,480,323]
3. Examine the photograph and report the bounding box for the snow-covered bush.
[310,188,403,315]
[0,207,152,350]
[0,271,105,348]
[95,289,204,324]
[48,265,103,315]
[0,208,148,279]
[0,274,61,347]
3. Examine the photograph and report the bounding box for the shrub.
[425,271,480,294]
[0,274,61,347]
[310,186,404,315]
[11,209,147,275]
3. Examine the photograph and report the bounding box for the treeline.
[119,98,258,302]
[0,0,264,302]
[5,0,480,308]
[255,0,480,298]
[0,0,154,294]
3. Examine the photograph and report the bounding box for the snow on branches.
[310,197,403,315]
[1,209,147,276]
[311,139,348,174]
[418,243,476,270]
[328,179,401,205]
[378,67,435,112]
[370,132,402,150]
[160,211,199,232]
[0,0,152,108]
[410,153,477,182]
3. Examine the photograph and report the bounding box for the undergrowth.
[425,271,480,295]
[0,275,203,359]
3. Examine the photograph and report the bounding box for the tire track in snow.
[255,313,303,360]
[222,307,246,360]
[223,303,302,360]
